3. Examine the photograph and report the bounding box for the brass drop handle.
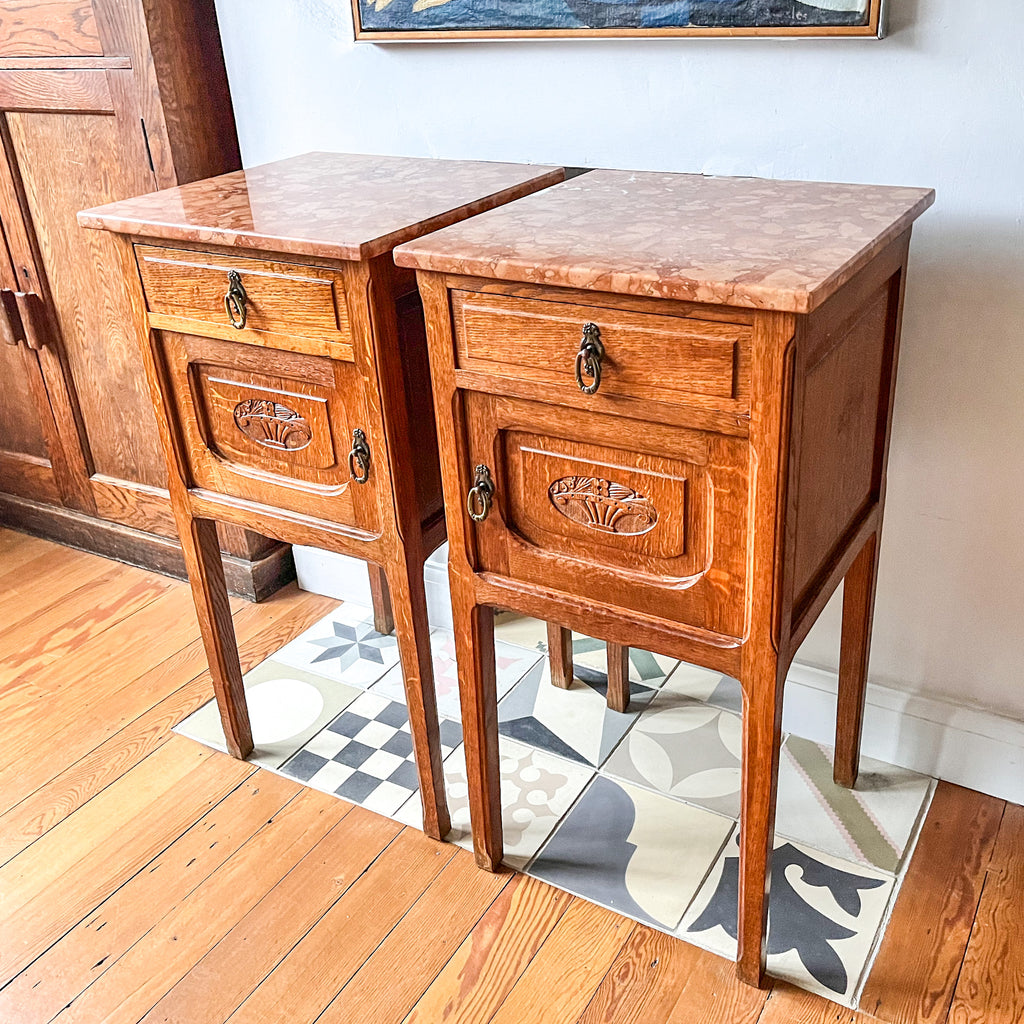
[224,270,247,330]
[574,322,604,395]
[0,290,19,346]
[348,428,371,483]
[13,292,47,350]
[467,464,494,522]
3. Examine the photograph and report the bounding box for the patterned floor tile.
[678,828,894,1005]
[527,775,732,931]
[602,692,743,817]
[661,661,744,714]
[174,659,362,769]
[272,603,399,689]
[278,691,463,818]
[493,614,677,688]
[498,659,656,768]
[394,737,594,869]
[776,736,934,874]
[370,628,541,721]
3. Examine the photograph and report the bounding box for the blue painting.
[355,0,878,37]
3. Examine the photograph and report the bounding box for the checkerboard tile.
[279,691,462,817]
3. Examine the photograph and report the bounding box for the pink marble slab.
[78,152,565,261]
[393,169,934,313]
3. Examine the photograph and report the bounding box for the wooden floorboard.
[0,529,1020,1024]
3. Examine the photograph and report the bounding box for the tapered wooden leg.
[367,562,395,635]
[737,652,786,988]
[547,622,573,689]
[385,548,450,841]
[606,643,630,712]
[177,515,252,759]
[451,583,502,871]
[834,532,880,788]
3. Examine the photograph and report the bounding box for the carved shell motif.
[548,476,658,535]
[232,398,313,451]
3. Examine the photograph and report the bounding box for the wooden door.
[0,66,167,524]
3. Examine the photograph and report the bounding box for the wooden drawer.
[452,289,750,410]
[137,246,352,355]
[0,2,102,57]
[157,330,380,533]
[462,393,750,641]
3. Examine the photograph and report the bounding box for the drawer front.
[452,289,749,409]
[138,246,351,351]
[0,2,101,57]
[463,394,749,640]
[159,331,379,531]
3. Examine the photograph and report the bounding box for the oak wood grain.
[218,827,453,1024]
[0,1,101,57]
[0,736,252,984]
[0,585,336,862]
[51,785,350,1024]
[859,783,1005,1024]
[488,899,634,1024]
[314,849,511,1024]
[0,771,301,1024]
[139,808,409,1024]
[946,804,1024,1024]
[403,874,571,1024]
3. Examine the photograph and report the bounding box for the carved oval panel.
[548,476,659,535]
[232,398,313,452]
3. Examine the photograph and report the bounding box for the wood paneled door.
[0,1,288,598]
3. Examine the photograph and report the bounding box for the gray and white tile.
[602,693,743,817]
[279,690,463,818]
[679,828,894,1005]
[776,735,934,874]
[273,603,399,689]
[370,628,541,721]
[174,658,362,769]
[528,775,732,931]
[498,659,657,767]
[395,736,594,869]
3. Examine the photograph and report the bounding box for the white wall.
[213,0,1024,721]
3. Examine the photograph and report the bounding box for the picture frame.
[352,0,884,42]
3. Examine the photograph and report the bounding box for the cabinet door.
[0,68,167,525]
[460,392,751,642]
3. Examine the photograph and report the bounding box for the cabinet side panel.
[790,282,893,606]
[7,109,166,488]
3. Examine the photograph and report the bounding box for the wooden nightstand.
[78,152,564,841]
[394,169,933,984]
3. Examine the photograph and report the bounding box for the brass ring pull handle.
[574,322,604,395]
[224,270,247,330]
[348,428,371,483]
[467,464,494,522]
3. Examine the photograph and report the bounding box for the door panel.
[0,2,102,58]
[158,330,381,534]
[6,105,164,489]
[463,392,751,640]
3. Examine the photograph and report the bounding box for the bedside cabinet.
[78,152,564,841]
[394,169,933,984]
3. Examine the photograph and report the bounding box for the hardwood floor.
[0,527,1019,1024]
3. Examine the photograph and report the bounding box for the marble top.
[78,152,565,261]
[393,170,934,313]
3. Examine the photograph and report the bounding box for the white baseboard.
[782,661,1024,805]
[292,544,453,630]
[293,545,1024,805]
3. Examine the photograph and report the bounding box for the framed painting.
[353,0,884,40]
